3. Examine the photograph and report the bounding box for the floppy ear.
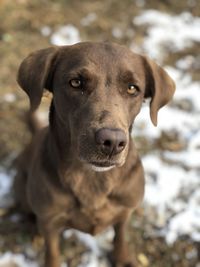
[143,57,176,126]
[17,47,59,111]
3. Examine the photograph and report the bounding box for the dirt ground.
[0,0,200,266]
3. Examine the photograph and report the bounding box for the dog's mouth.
[79,153,126,172]
[86,158,127,172]
[88,161,115,172]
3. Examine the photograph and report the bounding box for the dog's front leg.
[44,232,60,267]
[39,221,61,267]
[112,218,136,267]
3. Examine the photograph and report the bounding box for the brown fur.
[14,42,175,267]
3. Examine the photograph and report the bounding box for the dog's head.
[17,42,175,172]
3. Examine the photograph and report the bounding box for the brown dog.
[14,42,175,267]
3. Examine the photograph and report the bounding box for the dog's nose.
[95,128,127,156]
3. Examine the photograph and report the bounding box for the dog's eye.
[70,79,82,88]
[127,84,139,96]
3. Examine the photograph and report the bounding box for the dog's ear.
[17,47,59,111]
[143,56,176,126]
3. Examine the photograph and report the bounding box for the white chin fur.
[90,164,115,172]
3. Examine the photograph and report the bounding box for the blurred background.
[0,0,200,266]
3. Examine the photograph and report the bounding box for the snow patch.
[64,229,114,267]
[0,170,14,208]
[133,10,200,61]
[81,13,97,26]
[0,253,38,267]
[50,24,81,46]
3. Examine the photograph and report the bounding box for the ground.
[0,0,200,267]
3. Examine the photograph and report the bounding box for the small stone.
[137,253,149,266]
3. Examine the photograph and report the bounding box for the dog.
[14,42,175,267]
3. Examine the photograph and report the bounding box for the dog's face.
[17,42,175,171]
[52,43,148,171]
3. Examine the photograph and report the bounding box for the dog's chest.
[65,172,127,234]
[71,196,126,235]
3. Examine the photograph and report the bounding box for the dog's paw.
[113,263,132,267]
[107,252,137,267]
[110,262,135,267]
